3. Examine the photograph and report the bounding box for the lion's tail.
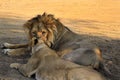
[94,48,112,77]
[99,61,112,77]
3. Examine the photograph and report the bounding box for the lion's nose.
[36,36,41,39]
[36,32,42,39]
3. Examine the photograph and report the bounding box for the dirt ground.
[0,0,120,80]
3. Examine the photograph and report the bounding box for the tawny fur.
[10,39,106,80]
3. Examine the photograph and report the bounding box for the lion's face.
[31,22,48,40]
[23,13,58,47]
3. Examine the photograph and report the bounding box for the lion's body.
[10,40,106,80]
[1,13,111,77]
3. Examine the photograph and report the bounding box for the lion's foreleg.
[10,57,39,77]
[0,42,31,56]
[1,42,29,49]
[2,48,29,56]
[10,63,31,77]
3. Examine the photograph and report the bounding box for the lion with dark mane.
[1,13,111,77]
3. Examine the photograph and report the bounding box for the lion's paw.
[10,63,20,69]
[0,43,13,55]
[2,49,10,54]
[2,49,14,56]
[0,43,6,49]
[2,49,17,56]
[0,43,11,49]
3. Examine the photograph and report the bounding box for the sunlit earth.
[0,0,120,39]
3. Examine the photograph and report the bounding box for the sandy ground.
[0,0,120,80]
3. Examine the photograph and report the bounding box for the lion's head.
[23,13,65,47]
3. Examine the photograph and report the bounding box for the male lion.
[10,37,106,80]
[1,13,111,76]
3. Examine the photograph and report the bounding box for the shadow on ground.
[0,17,120,80]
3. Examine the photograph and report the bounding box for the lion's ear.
[42,12,47,17]
[41,12,48,23]
[47,14,55,24]
[37,15,41,21]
